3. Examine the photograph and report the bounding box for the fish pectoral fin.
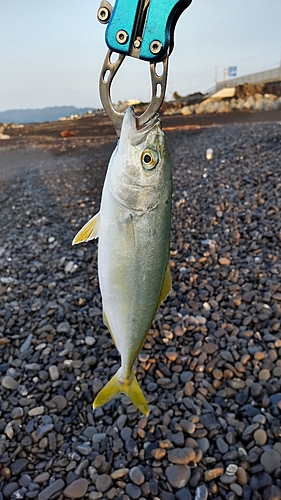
[157,264,172,310]
[93,368,149,416]
[72,212,100,245]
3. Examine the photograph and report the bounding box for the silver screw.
[116,30,129,45]
[150,40,162,54]
[134,39,141,49]
[97,7,110,23]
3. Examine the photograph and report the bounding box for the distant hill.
[0,106,95,124]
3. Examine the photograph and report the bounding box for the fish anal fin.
[72,212,100,245]
[157,264,172,310]
[103,310,109,329]
[93,369,149,416]
[102,309,118,348]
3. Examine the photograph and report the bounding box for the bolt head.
[150,40,162,54]
[97,7,110,23]
[133,39,141,49]
[116,30,129,45]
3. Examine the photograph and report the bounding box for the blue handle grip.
[105,0,192,62]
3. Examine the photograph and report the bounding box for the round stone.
[260,450,281,474]
[51,395,67,412]
[3,482,19,498]
[166,465,191,488]
[33,472,50,484]
[216,437,228,454]
[179,419,196,434]
[254,428,267,446]
[49,365,59,381]
[226,464,238,475]
[129,466,145,485]
[258,369,271,381]
[110,468,129,480]
[194,484,208,500]
[168,448,196,465]
[63,478,89,498]
[151,448,166,460]
[85,336,96,346]
[125,483,142,499]
[250,471,273,490]
[219,257,231,265]
[95,474,113,493]
[204,468,224,481]
[230,483,243,497]
[2,375,19,390]
[263,485,281,500]
[175,488,192,500]
[11,407,24,419]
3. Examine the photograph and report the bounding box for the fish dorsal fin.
[157,264,172,310]
[72,212,100,245]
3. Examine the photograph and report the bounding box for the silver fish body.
[73,107,172,415]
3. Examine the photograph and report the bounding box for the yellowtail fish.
[73,107,172,416]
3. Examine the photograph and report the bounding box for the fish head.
[109,107,172,212]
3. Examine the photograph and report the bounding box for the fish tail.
[93,369,149,416]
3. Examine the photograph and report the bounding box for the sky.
[1,0,281,111]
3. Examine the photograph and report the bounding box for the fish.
[73,107,172,416]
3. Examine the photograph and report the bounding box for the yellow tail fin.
[93,369,149,416]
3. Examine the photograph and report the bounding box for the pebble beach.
[1,112,281,500]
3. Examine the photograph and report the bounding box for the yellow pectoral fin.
[157,264,172,310]
[93,369,149,416]
[72,212,100,245]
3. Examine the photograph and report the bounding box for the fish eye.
[141,148,159,170]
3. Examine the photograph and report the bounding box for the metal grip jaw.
[98,0,192,63]
[97,0,191,135]
[99,50,168,136]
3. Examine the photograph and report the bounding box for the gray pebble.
[216,437,229,454]
[48,365,59,381]
[38,479,65,500]
[2,375,19,390]
[95,474,113,493]
[260,450,281,474]
[263,485,281,500]
[63,478,89,498]
[3,482,19,498]
[125,483,142,499]
[194,484,208,500]
[10,458,29,476]
[166,465,191,488]
[19,334,33,353]
[175,488,192,500]
[168,448,196,465]
[129,466,145,485]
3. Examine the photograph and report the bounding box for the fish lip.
[121,107,161,146]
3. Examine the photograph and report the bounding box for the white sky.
[1,0,281,111]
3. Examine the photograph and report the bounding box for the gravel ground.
[1,117,281,500]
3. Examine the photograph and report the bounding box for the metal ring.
[99,50,168,136]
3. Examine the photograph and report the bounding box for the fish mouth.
[121,107,161,146]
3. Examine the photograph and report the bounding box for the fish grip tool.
[97,0,192,136]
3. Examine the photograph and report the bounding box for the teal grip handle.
[105,0,139,55]
[105,0,192,62]
[140,0,192,61]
